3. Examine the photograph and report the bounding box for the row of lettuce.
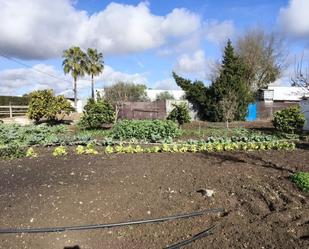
[7,139,295,159]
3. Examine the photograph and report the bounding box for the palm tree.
[62,46,87,109]
[86,48,104,99]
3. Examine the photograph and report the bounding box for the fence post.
[9,103,13,118]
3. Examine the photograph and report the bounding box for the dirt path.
[0,149,308,249]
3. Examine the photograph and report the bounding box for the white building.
[261,86,309,102]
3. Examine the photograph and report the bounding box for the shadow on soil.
[64,246,80,249]
[206,152,295,173]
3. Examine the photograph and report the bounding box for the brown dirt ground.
[0,147,308,249]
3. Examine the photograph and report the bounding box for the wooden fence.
[0,105,29,118]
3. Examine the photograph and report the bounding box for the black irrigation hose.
[0,208,224,235]
[164,224,218,249]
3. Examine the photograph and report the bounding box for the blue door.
[246,103,257,121]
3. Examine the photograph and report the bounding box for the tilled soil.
[0,148,308,249]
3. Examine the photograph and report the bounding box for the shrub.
[112,120,181,142]
[290,172,309,192]
[167,103,191,125]
[272,105,305,134]
[79,99,115,129]
[26,147,38,158]
[27,89,73,122]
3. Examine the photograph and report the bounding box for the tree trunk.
[226,120,229,129]
[73,78,77,111]
[91,74,95,99]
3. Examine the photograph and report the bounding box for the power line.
[0,53,81,84]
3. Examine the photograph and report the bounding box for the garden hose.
[0,208,224,234]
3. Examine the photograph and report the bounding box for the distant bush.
[290,172,309,192]
[112,120,181,142]
[79,99,116,129]
[0,95,29,106]
[167,103,191,125]
[272,105,305,134]
[27,89,73,122]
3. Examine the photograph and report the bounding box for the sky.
[0,0,308,98]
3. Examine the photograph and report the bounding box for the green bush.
[167,103,191,125]
[27,89,73,122]
[272,105,305,134]
[290,172,309,192]
[112,120,181,142]
[79,99,116,129]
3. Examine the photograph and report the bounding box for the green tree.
[174,40,252,121]
[62,46,87,109]
[210,40,252,121]
[86,48,104,99]
[103,82,149,104]
[155,91,175,101]
[27,89,73,123]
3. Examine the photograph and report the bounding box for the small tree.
[218,92,238,129]
[167,103,191,125]
[79,98,116,129]
[155,91,175,101]
[27,90,73,123]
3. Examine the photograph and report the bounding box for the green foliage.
[103,140,295,155]
[0,95,29,106]
[27,89,73,122]
[103,82,149,104]
[86,48,104,98]
[0,123,67,147]
[167,103,191,125]
[26,147,38,158]
[272,105,305,134]
[112,120,181,142]
[0,144,26,159]
[79,98,116,129]
[52,146,68,156]
[76,143,98,155]
[155,91,175,101]
[290,172,309,192]
[173,40,252,121]
[63,46,87,107]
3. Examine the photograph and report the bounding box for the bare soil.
[0,148,308,249]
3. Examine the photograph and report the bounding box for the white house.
[260,86,309,102]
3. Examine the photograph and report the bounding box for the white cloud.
[174,50,211,79]
[0,0,201,59]
[203,20,235,45]
[278,0,309,39]
[0,64,147,96]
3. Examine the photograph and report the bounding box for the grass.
[290,172,309,192]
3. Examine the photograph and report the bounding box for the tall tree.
[62,46,87,109]
[174,40,252,122]
[236,28,287,92]
[86,48,104,99]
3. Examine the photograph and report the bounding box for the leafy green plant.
[27,89,73,122]
[0,144,26,159]
[112,120,181,142]
[167,103,191,125]
[79,98,115,129]
[290,172,309,192]
[52,146,68,156]
[273,105,305,134]
[26,147,38,158]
